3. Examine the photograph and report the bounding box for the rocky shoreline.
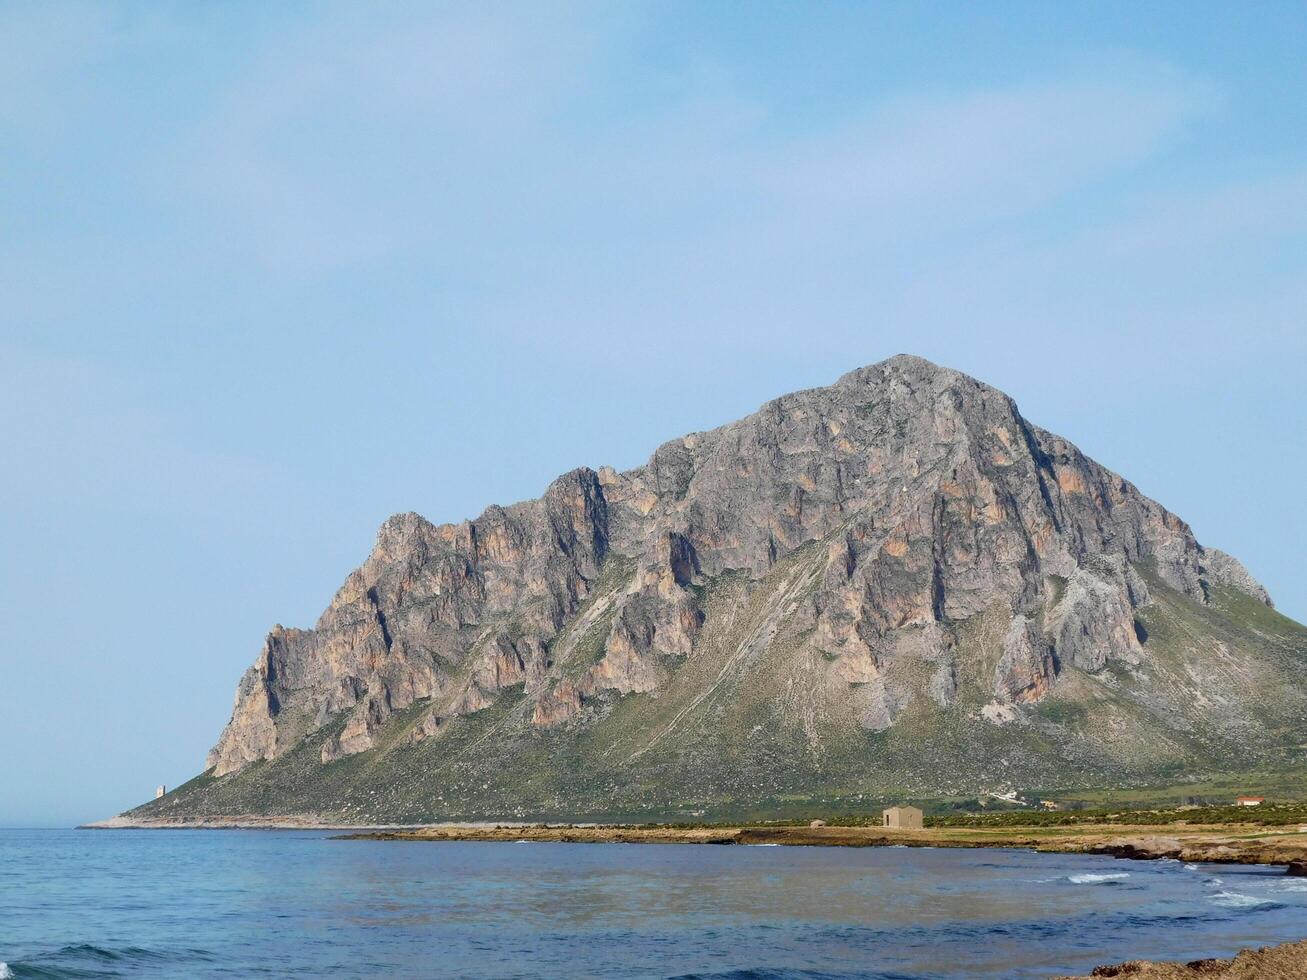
[335,821,1307,875]
[85,816,1307,876]
[1055,939,1307,978]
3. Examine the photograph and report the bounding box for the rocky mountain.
[137,355,1307,823]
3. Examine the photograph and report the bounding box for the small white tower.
[155,784,166,799]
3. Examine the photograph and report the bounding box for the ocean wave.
[56,944,169,964]
[1209,891,1281,910]
[1184,864,1199,870]
[1068,872,1130,884]
[3,943,216,979]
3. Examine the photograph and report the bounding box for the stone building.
[155,785,166,799]
[882,805,923,829]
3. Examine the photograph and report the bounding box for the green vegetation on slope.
[133,557,1307,825]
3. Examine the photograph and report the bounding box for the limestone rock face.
[205,355,1277,781]
[1199,548,1273,606]
[994,615,1056,703]
[1045,558,1145,673]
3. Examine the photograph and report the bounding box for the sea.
[2,829,1305,979]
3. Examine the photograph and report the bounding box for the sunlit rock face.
[206,355,1273,782]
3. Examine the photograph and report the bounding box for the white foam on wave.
[1210,891,1277,909]
[1273,879,1307,892]
[746,843,780,847]
[1183,864,1199,871]
[1068,872,1130,884]
[0,962,14,979]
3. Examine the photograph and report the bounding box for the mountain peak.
[836,352,956,385]
[160,359,1302,825]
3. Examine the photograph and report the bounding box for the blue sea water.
[2,830,1305,978]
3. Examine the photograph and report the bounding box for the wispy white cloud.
[146,4,1216,316]
[752,77,1206,218]
[1,2,1236,332]
[7,3,1304,389]
[164,3,594,274]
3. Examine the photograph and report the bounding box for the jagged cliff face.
[184,355,1302,819]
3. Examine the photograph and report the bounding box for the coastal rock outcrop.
[176,355,1303,823]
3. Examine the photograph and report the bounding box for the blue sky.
[3,2,1305,826]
